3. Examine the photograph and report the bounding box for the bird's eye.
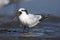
[21,10,24,11]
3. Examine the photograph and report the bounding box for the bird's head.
[18,8,28,16]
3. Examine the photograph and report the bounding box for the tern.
[17,8,48,32]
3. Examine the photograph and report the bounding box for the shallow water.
[0,16,60,38]
[0,0,60,40]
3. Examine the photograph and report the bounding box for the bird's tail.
[39,14,49,21]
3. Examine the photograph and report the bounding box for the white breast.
[19,13,29,24]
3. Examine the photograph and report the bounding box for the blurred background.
[0,0,60,40]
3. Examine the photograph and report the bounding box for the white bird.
[18,8,48,32]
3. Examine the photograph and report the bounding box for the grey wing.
[28,14,42,21]
[35,15,42,20]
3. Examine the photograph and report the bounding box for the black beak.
[18,11,22,16]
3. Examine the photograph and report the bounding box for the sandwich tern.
[18,8,48,32]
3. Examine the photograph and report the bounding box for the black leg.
[23,26,26,33]
[26,27,30,32]
[23,26,30,33]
